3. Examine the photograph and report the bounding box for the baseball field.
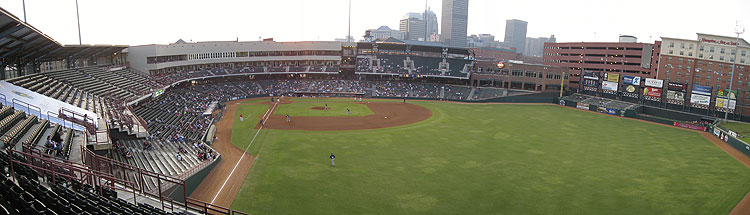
[195,98,750,214]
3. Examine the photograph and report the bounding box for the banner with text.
[668,82,687,92]
[692,85,712,96]
[717,89,738,99]
[690,94,711,105]
[643,87,662,97]
[666,90,685,100]
[673,122,707,131]
[622,75,641,85]
[716,98,737,109]
[602,81,619,91]
[644,78,664,88]
[605,73,620,83]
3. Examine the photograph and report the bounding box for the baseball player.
[330,153,335,167]
[325,104,328,111]
[240,114,244,122]
[347,108,351,115]
[286,114,291,123]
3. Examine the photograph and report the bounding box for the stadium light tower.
[725,21,745,120]
[22,0,27,22]
[347,0,352,42]
[76,0,82,45]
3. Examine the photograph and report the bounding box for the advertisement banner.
[690,94,711,105]
[583,79,599,87]
[717,89,738,99]
[666,90,684,100]
[583,71,600,80]
[716,98,737,109]
[576,103,589,110]
[602,81,618,91]
[668,82,686,91]
[692,85,712,96]
[643,87,662,97]
[624,85,637,93]
[606,73,620,83]
[644,78,664,88]
[622,75,641,85]
[673,122,707,131]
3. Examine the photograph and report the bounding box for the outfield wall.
[711,126,750,157]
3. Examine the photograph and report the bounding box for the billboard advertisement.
[576,103,589,110]
[583,71,600,80]
[602,81,618,91]
[666,90,685,100]
[717,89,738,99]
[667,82,687,91]
[716,98,737,109]
[692,85,712,96]
[644,78,664,88]
[605,73,620,83]
[643,87,662,97]
[622,75,641,85]
[690,94,711,105]
[583,79,599,87]
[673,122,707,131]
[624,85,637,93]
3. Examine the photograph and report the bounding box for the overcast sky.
[1,0,748,46]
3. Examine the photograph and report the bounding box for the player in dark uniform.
[330,153,335,167]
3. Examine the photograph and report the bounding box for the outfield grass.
[721,122,750,142]
[273,102,374,117]
[230,100,750,215]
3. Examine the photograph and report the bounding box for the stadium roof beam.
[20,40,57,59]
[0,24,24,40]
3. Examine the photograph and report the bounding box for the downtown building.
[542,37,659,91]
[657,33,750,116]
[504,19,528,54]
[440,0,469,47]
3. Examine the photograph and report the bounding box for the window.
[689,44,694,49]
[710,47,715,52]
[688,52,693,57]
[669,42,674,47]
[676,78,681,82]
[743,50,747,57]
[687,66,691,70]
[668,56,673,60]
[742,59,746,64]
[699,46,704,51]
[708,62,713,66]
[721,48,725,54]
[720,56,724,61]
[678,65,683,69]
[699,53,703,58]
[717,77,721,82]
[677,71,682,76]
[679,58,683,62]
[666,70,671,74]
[669,50,673,54]
[696,74,701,79]
[706,75,711,80]
[680,43,685,48]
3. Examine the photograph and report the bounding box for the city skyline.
[0,0,746,46]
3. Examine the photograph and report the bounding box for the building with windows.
[471,60,569,91]
[542,40,659,90]
[504,19,528,55]
[364,26,405,41]
[423,10,439,42]
[658,33,750,114]
[440,0,469,47]
[525,35,555,57]
[399,13,426,41]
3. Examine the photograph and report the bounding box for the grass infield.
[229,100,750,215]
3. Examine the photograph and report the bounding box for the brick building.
[542,41,659,90]
[658,33,750,115]
[471,60,569,92]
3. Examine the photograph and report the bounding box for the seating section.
[357,54,470,77]
[0,104,78,159]
[0,151,182,215]
[111,139,214,191]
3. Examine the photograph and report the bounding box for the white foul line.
[211,100,278,204]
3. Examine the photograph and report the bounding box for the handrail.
[12,98,42,118]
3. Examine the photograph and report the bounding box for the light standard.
[725,22,745,120]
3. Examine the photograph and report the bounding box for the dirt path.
[263,102,432,131]
[189,98,260,208]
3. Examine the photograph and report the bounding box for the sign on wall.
[667,82,686,91]
[666,90,684,100]
[622,76,641,85]
[643,87,662,97]
[717,89,738,100]
[602,81,619,91]
[605,73,620,83]
[692,85,713,96]
[644,78,664,88]
[716,98,737,109]
[690,94,711,105]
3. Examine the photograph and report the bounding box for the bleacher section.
[362,54,470,77]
